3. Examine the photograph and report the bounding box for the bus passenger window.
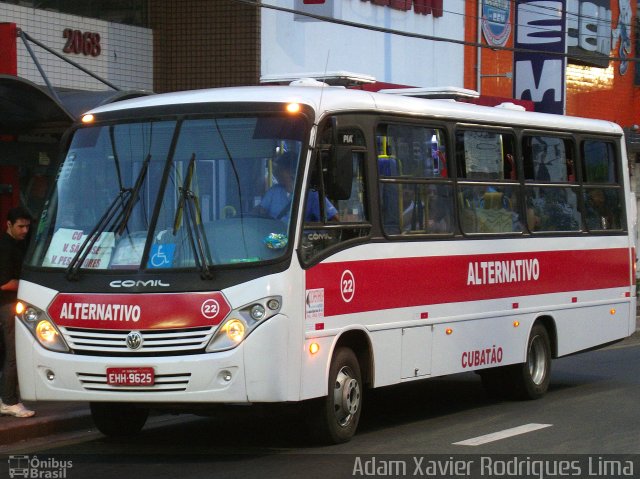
[522,135,580,233]
[523,136,575,182]
[583,188,622,230]
[459,184,521,233]
[400,184,453,234]
[580,140,623,231]
[376,124,451,236]
[525,186,580,232]
[455,129,521,235]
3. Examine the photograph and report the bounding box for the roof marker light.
[81,114,94,123]
[286,103,301,113]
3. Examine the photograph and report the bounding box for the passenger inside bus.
[584,188,618,230]
[526,187,580,232]
[401,185,452,234]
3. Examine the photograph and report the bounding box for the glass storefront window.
[2,0,149,27]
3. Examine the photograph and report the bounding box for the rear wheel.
[308,347,363,444]
[480,323,551,400]
[514,323,552,399]
[90,402,149,438]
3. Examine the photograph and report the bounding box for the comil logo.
[8,455,73,478]
[109,279,170,288]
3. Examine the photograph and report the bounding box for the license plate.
[106,367,155,386]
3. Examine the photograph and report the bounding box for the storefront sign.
[62,28,101,57]
[513,0,566,114]
[566,0,611,69]
[295,0,335,20]
[360,0,443,16]
[611,0,631,74]
[481,0,511,47]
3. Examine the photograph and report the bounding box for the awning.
[0,74,151,135]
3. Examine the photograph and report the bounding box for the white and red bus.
[16,83,636,443]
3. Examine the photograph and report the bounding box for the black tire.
[510,323,552,399]
[90,402,149,438]
[308,347,363,444]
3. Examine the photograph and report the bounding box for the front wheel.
[90,402,149,438]
[308,347,363,444]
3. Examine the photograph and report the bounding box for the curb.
[0,404,93,447]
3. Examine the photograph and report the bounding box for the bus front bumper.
[15,316,290,404]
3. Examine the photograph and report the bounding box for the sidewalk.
[0,401,92,447]
[1,316,639,448]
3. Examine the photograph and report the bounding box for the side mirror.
[325,145,353,200]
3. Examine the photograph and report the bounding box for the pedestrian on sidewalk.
[0,206,35,418]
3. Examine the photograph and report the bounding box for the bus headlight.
[224,319,246,343]
[16,301,70,353]
[206,296,282,352]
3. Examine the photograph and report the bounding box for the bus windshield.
[29,115,307,272]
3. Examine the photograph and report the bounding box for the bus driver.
[256,152,338,222]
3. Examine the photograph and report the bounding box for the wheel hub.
[333,366,361,426]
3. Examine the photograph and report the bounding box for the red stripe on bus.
[305,248,631,317]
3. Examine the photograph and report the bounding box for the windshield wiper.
[65,153,152,280]
[172,153,213,279]
[117,153,152,235]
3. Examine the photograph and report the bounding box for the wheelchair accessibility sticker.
[147,244,176,268]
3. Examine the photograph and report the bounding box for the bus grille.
[77,372,191,392]
[60,326,215,355]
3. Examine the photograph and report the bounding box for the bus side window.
[377,124,452,236]
[523,135,580,232]
[581,140,623,231]
[456,129,521,234]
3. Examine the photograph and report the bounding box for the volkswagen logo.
[126,331,143,350]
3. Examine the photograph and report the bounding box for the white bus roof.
[87,85,623,136]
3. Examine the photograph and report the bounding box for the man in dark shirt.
[0,206,35,417]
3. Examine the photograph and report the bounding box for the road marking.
[453,423,553,446]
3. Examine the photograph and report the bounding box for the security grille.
[60,326,215,355]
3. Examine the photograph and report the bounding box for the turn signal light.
[309,342,320,355]
[15,301,25,315]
